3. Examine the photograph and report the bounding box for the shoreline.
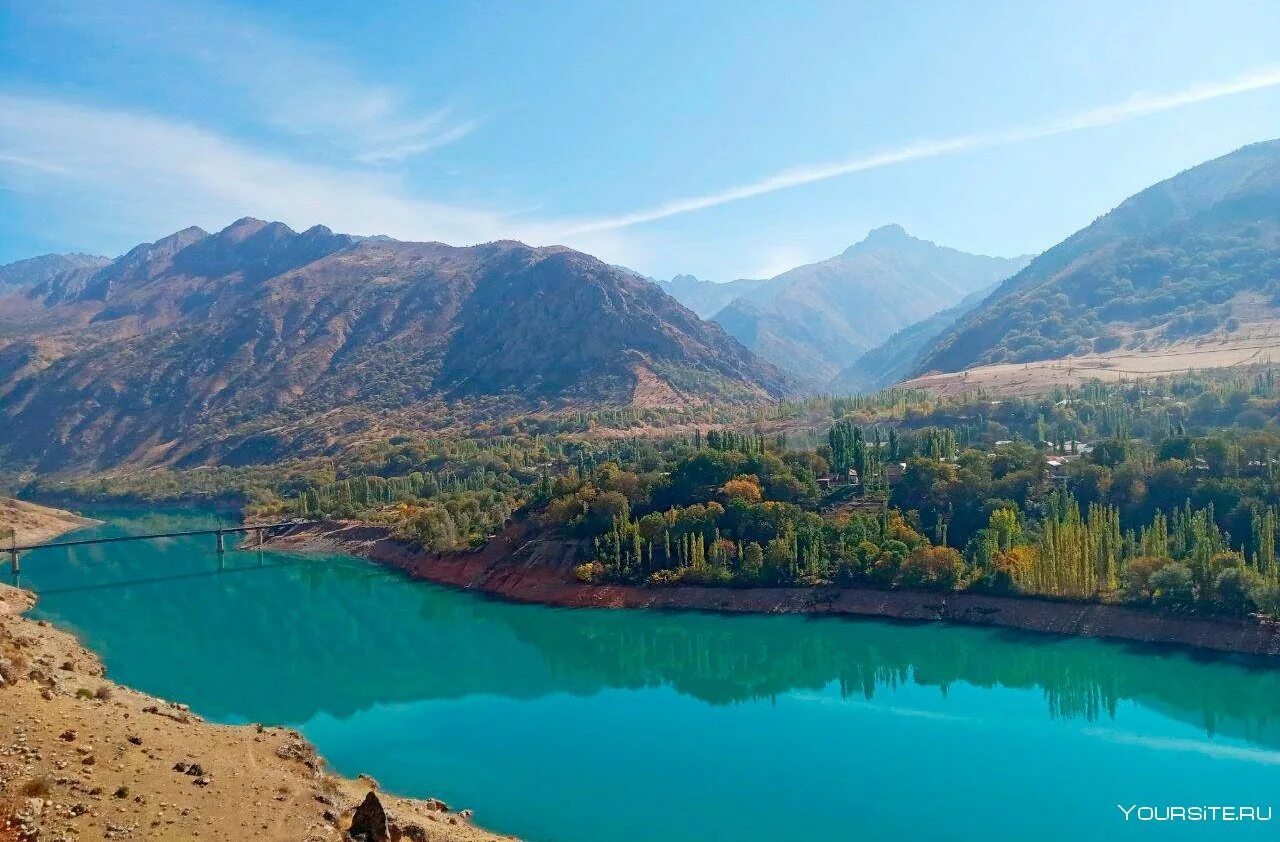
[0,506,513,842]
[0,497,102,547]
[0,584,510,842]
[271,520,1280,659]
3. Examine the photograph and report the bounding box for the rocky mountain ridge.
[0,219,788,471]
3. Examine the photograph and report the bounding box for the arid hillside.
[0,219,789,472]
[0,498,98,546]
[0,584,507,842]
[899,323,1280,397]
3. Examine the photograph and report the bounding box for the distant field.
[898,327,1280,397]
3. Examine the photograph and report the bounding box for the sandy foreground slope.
[0,499,100,547]
[0,587,514,842]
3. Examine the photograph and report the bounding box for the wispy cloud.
[0,93,641,262]
[353,112,481,165]
[1081,727,1280,766]
[0,94,506,245]
[45,0,476,164]
[558,66,1280,236]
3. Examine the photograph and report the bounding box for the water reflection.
[20,509,1280,750]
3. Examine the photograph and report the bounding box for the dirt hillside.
[0,500,99,547]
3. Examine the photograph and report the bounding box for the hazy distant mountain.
[830,284,998,394]
[653,274,773,318]
[915,139,1280,376]
[0,219,788,471]
[711,225,1029,388]
[0,252,109,297]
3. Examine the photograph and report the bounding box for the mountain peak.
[844,224,914,255]
[0,252,111,298]
[216,217,293,243]
[119,226,209,263]
[714,226,1030,388]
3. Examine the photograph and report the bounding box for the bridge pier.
[7,548,17,576]
[215,530,225,553]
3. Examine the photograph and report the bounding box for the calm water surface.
[15,509,1280,840]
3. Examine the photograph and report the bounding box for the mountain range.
[5,139,1279,472]
[654,225,1028,388]
[0,219,787,471]
[0,252,110,298]
[651,274,771,319]
[829,283,998,393]
[915,139,1280,376]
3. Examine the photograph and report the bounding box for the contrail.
[558,66,1280,236]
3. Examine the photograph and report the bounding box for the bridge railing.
[5,520,318,574]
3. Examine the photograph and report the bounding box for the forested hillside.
[251,367,1280,621]
[916,139,1280,375]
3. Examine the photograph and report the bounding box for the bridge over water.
[5,521,316,574]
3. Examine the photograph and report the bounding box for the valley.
[4,84,1280,842]
[12,2,1280,841]
[657,225,1029,389]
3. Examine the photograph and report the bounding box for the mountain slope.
[915,139,1280,375]
[652,274,772,318]
[712,225,1028,388]
[830,283,998,393]
[0,252,109,297]
[0,219,788,471]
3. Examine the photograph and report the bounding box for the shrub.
[1252,579,1280,619]
[1150,563,1196,612]
[1123,556,1169,603]
[647,569,685,587]
[720,475,763,504]
[1211,566,1261,616]
[975,546,1035,594]
[544,493,589,528]
[573,562,604,583]
[683,565,733,586]
[21,777,52,798]
[898,546,968,590]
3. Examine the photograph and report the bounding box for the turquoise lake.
[14,508,1280,840]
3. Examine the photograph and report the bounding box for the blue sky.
[2,0,1280,280]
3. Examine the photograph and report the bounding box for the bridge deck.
[6,522,312,553]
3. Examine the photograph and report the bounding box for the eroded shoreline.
[271,520,1280,659]
[0,497,101,547]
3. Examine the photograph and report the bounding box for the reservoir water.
[16,509,1280,840]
